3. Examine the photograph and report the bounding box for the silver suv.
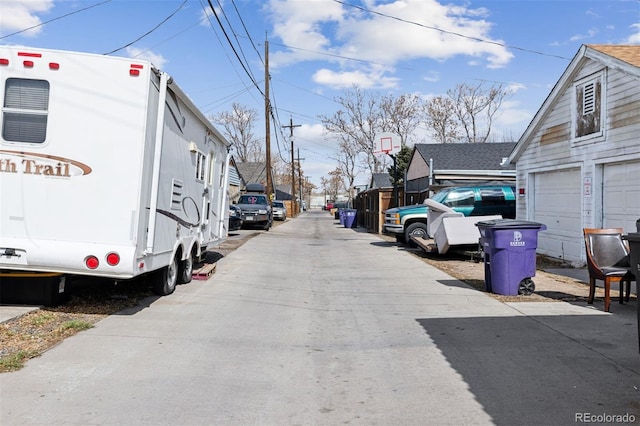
[272,200,287,221]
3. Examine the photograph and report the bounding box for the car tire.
[405,222,428,247]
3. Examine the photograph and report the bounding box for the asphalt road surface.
[1,209,638,425]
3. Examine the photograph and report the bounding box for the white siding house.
[507,44,640,266]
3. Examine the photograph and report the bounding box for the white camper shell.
[0,46,231,297]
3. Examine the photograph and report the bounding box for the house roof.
[235,162,267,187]
[414,142,517,171]
[588,44,640,68]
[370,173,393,189]
[507,44,640,164]
[275,184,293,200]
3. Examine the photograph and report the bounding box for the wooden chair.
[583,228,634,312]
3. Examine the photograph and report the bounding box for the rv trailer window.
[2,78,49,144]
[195,152,206,181]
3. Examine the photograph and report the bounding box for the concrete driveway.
[1,209,638,425]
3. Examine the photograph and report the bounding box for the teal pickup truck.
[383,185,516,244]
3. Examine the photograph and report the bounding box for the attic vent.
[171,179,183,210]
[582,82,595,115]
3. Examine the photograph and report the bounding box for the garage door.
[603,161,640,231]
[533,168,582,263]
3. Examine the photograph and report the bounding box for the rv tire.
[153,256,178,296]
[178,252,194,284]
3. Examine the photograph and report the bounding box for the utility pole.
[296,147,305,211]
[282,117,300,215]
[264,38,273,201]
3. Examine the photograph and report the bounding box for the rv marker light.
[85,256,99,270]
[106,252,120,266]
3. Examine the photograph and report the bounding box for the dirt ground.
[376,234,632,305]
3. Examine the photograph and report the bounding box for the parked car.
[384,185,516,244]
[332,201,350,219]
[236,183,272,230]
[272,200,287,221]
[228,204,243,231]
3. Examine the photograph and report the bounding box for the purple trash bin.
[476,219,547,296]
[344,209,357,228]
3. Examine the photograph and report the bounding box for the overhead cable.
[0,0,113,40]
[206,0,266,98]
[104,0,189,55]
[333,0,571,61]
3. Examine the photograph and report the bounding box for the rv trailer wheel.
[153,256,178,296]
[178,252,194,284]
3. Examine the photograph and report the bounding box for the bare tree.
[321,169,343,202]
[331,135,363,203]
[320,85,383,174]
[212,102,263,161]
[380,93,422,147]
[424,96,461,143]
[447,82,511,143]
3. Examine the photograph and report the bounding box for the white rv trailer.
[0,46,231,298]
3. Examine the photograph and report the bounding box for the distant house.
[227,157,242,203]
[405,142,516,204]
[506,44,640,265]
[234,161,268,190]
[370,173,393,189]
[275,184,293,200]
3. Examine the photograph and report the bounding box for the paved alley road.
[1,210,638,425]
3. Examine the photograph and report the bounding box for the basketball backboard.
[373,132,401,156]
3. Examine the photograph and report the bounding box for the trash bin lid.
[475,218,546,229]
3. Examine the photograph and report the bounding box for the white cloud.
[0,0,53,37]
[312,68,399,89]
[569,28,599,42]
[125,47,167,70]
[267,0,513,89]
[422,71,440,82]
[626,23,640,44]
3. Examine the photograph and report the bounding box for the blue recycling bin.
[339,209,346,226]
[344,209,357,228]
[476,219,547,296]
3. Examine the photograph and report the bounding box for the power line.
[213,0,259,85]
[205,0,266,98]
[104,0,189,55]
[230,0,264,65]
[0,0,113,40]
[333,0,571,61]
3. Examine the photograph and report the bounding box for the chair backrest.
[583,228,629,270]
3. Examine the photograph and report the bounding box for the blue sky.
[1,0,638,188]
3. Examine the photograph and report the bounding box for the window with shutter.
[574,72,604,142]
[2,78,50,143]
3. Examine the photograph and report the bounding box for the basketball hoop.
[373,132,400,157]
